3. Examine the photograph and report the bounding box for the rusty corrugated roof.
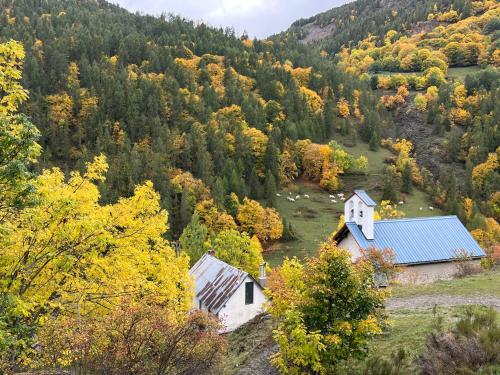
[189,254,248,314]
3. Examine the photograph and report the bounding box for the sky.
[114,0,353,38]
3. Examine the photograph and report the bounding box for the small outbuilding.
[333,190,486,284]
[189,253,267,332]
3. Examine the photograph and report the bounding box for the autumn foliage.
[36,302,226,374]
[267,243,387,374]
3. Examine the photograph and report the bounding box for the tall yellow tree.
[2,156,193,319]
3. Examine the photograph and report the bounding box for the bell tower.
[344,190,376,240]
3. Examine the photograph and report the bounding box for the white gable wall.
[337,232,362,261]
[217,275,267,333]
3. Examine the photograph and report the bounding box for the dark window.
[245,282,254,305]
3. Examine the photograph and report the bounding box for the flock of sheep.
[276,191,347,204]
[275,192,311,203]
[276,191,435,212]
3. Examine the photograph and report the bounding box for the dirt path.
[388,294,500,310]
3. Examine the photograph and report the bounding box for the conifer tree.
[369,131,380,151]
[265,170,277,207]
[401,162,413,193]
[179,213,209,266]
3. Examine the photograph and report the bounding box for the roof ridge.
[205,254,248,276]
[375,215,458,224]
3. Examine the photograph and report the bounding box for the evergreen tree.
[180,186,193,230]
[265,170,277,207]
[401,162,413,194]
[382,167,400,202]
[264,139,280,183]
[369,131,380,151]
[179,213,209,266]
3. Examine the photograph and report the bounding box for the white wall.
[217,276,267,332]
[344,194,374,239]
[337,233,362,260]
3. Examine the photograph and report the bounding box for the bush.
[417,307,500,375]
[35,301,226,374]
[453,249,482,278]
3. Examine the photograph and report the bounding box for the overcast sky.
[114,0,353,38]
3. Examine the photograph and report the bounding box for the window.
[245,282,254,305]
[349,201,355,220]
[358,202,363,218]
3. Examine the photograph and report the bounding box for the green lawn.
[265,140,444,267]
[447,66,481,81]
[391,269,500,298]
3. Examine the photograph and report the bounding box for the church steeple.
[344,190,376,240]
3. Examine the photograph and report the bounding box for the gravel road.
[388,294,500,310]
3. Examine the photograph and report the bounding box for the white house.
[189,253,267,332]
[333,190,485,284]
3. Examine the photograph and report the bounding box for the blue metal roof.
[353,190,377,206]
[345,216,485,265]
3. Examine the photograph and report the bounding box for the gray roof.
[189,254,255,314]
[348,190,377,206]
[336,216,485,265]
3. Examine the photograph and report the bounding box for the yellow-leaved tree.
[0,40,29,115]
[267,243,387,374]
[2,155,192,321]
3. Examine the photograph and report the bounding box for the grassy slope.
[265,140,444,267]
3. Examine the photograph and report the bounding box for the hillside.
[280,0,456,50]
[1,0,499,372]
[275,0,500,264]
[0,0,393,242]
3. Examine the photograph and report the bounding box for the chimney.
[174,241,180,257]
[258,263,267,288]
[208,249,216,257]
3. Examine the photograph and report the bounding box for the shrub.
[417,307,500,375]
[35,301,226,374]
[453,249,482,278]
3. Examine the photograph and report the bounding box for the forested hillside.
[1,0,499,372]
[283,0,476,50]
[334,0,499,250]
[0,0,392,240]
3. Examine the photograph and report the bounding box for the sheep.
[288,192,292,195]
[304,194,310,199]
[338,193,344,198]
[331,199,337,203]
[287,197,295,202]
[340,197,346,201]
[276,193,281,197]
[398,201,404,205]
[329,194,335,199]
[419,207,423,211]
[295,195,301,200]
[429,206,434,211]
